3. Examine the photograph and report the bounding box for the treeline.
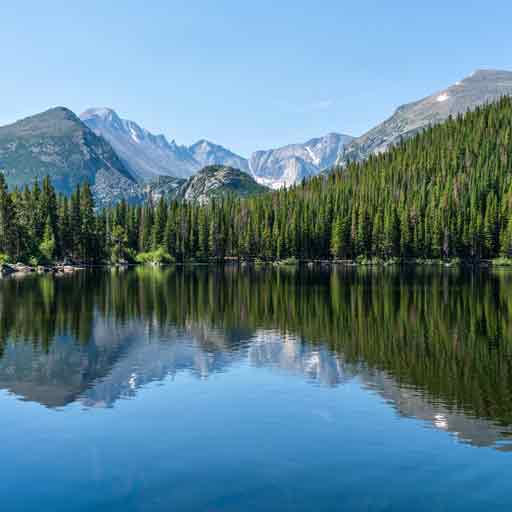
[0,176,99,264]
[2,96,512,263]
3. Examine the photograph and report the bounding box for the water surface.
[2,266,512,511]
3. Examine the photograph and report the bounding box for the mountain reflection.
[1,266,512,450]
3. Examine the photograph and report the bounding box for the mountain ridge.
[0,106,142,206]
[81,108,355,188]
[3,68,512,205]
[189,139,249,173]
[81,108,250,182]
[81,107,201,180]
[336,69,512,166]
[249,132,354,188]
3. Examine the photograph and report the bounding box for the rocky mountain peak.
[188,140,249,173]
[80,108,251,181]
[0,107,141,205]
[336,68,512,167]
[249,132,354,189]
[176,165,268,203]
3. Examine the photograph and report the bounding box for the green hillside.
[0,107,140,205]
[2,97,512,264]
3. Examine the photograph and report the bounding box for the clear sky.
[2,1,512,156]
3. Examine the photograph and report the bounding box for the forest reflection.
[1,265,512,449]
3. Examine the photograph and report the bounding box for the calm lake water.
[2,266,512,511]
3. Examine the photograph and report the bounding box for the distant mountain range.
[189,140,250,174]
[80,69,512,187]
[81,107,200,180]
[2,69,512,203]
[81,108,249,181]
[81,107,353,189]
[0,108,265,205]
[250,133,353,188]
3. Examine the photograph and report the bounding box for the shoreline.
[3,258,512,277]
[0,262,87,277]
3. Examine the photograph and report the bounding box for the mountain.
[189,140,249,172]
[81,108,250,182]
[249,133,354,189]
[145,175,186,201]
[174,165,268,203]
[81,108,201,180]
[337,69,512,166]
[0,107,141,206]
[81,107,355,189]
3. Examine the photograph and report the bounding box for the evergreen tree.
[39,215,56,263]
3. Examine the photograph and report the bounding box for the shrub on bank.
[136,248,175,265]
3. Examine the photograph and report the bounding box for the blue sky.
[2,1,512,156]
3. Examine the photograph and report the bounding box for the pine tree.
[70,186,82,260]
[80,183,96,262]
[0,173,17,259]
[39,215,56,263]
[330,216,344,259]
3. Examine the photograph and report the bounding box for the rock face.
[175,165,268,203]
[81,108,201,180]
[145,175,186,201]
[81,108,249,181]
[0,107,142,206]
[189,139,249,173]
[81,106,355,189]
[337,69,512,166]
[249,133,354,189]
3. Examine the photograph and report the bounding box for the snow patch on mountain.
[305,146,320,166]
[336,69,512,168]
[129,126,140,143]
[249,133,354,188]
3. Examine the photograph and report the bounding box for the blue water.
[1,268,512,511]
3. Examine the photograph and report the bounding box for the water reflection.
[1,266,512,449]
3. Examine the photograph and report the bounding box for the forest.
[1,96,512,265]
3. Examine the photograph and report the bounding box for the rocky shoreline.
[0,263,85,277]
[1,258,509,278]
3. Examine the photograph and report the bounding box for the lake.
[2,266,512,511]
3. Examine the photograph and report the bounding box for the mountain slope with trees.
[0,107,142,206]
[2,97,512,265]
[337,69,512,166]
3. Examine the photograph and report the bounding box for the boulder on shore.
[13,263,34,273]
[0,264,15,277]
